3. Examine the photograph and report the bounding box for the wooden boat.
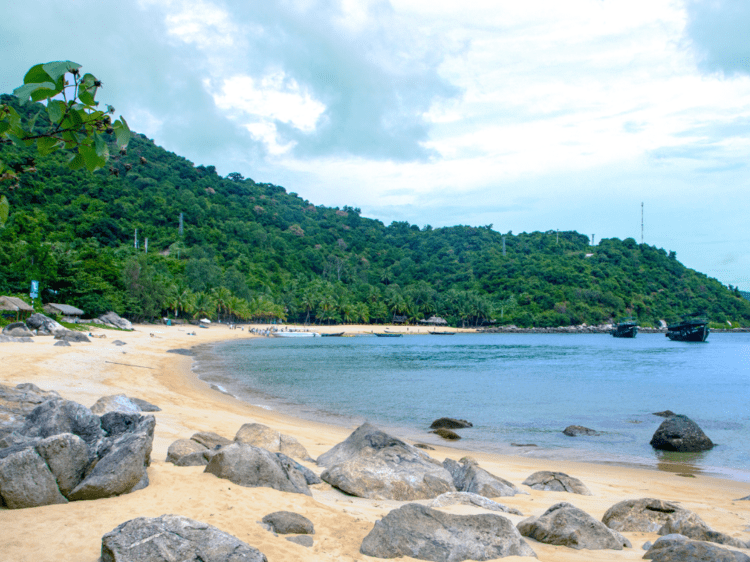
[611,317,638,338]
[429,331,455,335]
[321,332,345,337]
[666,314,709,342]
[375,332,403,337]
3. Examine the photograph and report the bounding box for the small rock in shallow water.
[563,425,599,437]
[431,428,461,440]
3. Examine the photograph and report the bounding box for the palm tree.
[211,287,232,323]
[192,292,216,320]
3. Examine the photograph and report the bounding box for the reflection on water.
[193,332,750,482]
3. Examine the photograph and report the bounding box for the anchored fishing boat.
[666,314,709,342]
[611,317,638,338]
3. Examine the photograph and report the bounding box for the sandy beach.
[1,322,748,562]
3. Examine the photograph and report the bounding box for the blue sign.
[30,280,39,299]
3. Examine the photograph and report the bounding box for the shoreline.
[1,323,749,562]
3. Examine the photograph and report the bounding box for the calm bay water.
[193,332,750,482]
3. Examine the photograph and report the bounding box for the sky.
[2,0,749,289]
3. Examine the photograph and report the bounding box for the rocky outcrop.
[317,423,455,500]
[0,383,61,439]
[96,311,133,331]
[650,415,714,452]
[643,534,750,562]
[653,410,677,418]
[129,397,160,412]
[430,417,473,429]
[25,313,64,335]
[191,431,233,450]
[2,322,34,337]
[563,425,599,436]
[90,395,142,415]
[261,511,314,535]
[522,471,592,495]
[167,438,209,464]
[517,502,631,550]
[101,514,267,562]
[432,428,461,439]
[234,423,310,460]
[0,391,155,508]
[360,503,536,561]
[659,512,749,549]
[443,457,523,498]
[430,492,523,515]
[602,498,690,533]
[204,443,311,495]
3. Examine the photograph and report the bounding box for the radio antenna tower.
[641,202,644,244]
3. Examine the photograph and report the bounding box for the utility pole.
[641,202,644,244]
[592,234,595,246]
[134,229,138,249]
[145,238,148,253]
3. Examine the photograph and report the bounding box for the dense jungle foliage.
[2,93,749,327]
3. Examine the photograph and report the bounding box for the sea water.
[193,332,750,482]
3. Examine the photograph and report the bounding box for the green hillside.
[2,93,749,327]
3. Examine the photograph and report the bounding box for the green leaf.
[93,133,109,159]
[68,152,85,170]
[0,195,8,228]
[13,82,56,101]
[78,89,96,106]
[42,61,80,82]
[46,100,66,124]
[23,64,53,85]
[79,144,106,172]
[0,121,9,136]
[63,108,84,130]
[37,136,63,156]
[113,117,131,148]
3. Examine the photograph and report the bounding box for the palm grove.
[2,66,749,328]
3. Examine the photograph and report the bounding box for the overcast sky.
[2,0,749,289]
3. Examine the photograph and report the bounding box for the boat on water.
[375,332,403,337]
[666,314,709,342]
[321,332,345,337]
[610,317,638,338]
[270,331,321,338]
[429,331,455,335]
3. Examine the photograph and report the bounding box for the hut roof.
[419,316,448,325]
[45,303,85,316]
[0,296,34,312]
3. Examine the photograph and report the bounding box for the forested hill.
[1,93,749,327]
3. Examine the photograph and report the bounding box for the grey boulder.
[650,415,714,452]
[430,491,523,515]
[360,503,536,561]
[97,311,133,331]
[234,422,310,460]
[129,397,160,412]
[54,330,91,342]
[0,382,61,437]
[21,399,104,456]
[517,502,631,550]
[2,322,34,337]
[0,446,68,508]
[430,417,473,429]
[34,433,89,497]
[563,425,599,436]
[643,534,750,562]
[25,313,64,335]
[444,457,523,498]
[101,514,267,562]
[261,511,314,535]
[91,394,142,415]
[603,498,690,532]
[204,443,311,495]
[167,438,209,464]
[191,431,233,449]
[522,471,592,495]
[317,423,455,500]
[659,511,749,548]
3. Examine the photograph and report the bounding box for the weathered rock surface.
[430,491,523,515]
[522,471,592,495]
[54,340,71,346]
[659,512,749,548]
[0,446,68,508]
[643,534,750,562]
[167,438,208,464]
[444,457,522,498]
[97,311,133,331]
[191,431,233,449]
[234,423,310,459]
[53,330,91,342]
[100,514,267,562]
[68,414,154,500]
[91,395,142,415]
[317,423,455,500]
[261,511,314,535]
[205,443,311,495]
[34,433,89,497]
[25,313,64,335]
[0,382,61,438]
[21,399,104,456]
[653,410,677,418]
[737,495,750,501]
[517,502,631,550]
[275,452,321,485]
[286,535,313,547]
[129,397,160,412]
[650,415,714,452]
[2,322,34,337]
[602,498,690,533]
[563,425,599,437]
[430,417,473,429]
[0,334,34,343]
[360,503,536,561]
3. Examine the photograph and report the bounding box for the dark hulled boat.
[666,314,709,342]
[611,317,638,338]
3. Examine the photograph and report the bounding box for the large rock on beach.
[317,423,455,500]
[522,471,592,495]
[91,395,142,415]
[100,514,267,562]
[650,415,714,452]
[444,457,523,498]
[34,433,89,497]
[602,498,691,533]
[517,502,631,550]
[54,330,91,343]
[191,431,233,449]
[2,322,34,337]
[234,422,310,459]
[167,438,208,464]
[430,491,523,515]
[261,511,314,535]
[659,512,749,548]
[430,417,473,429]
[643,534,750,562]
[0,382,61,438]
[97,311,133,331]
[204,443,311,495]
[129,397,160,412]
[0,446,68,508]
[25,313,64,335]
[21,398,104,456]
[360,503,536,561]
